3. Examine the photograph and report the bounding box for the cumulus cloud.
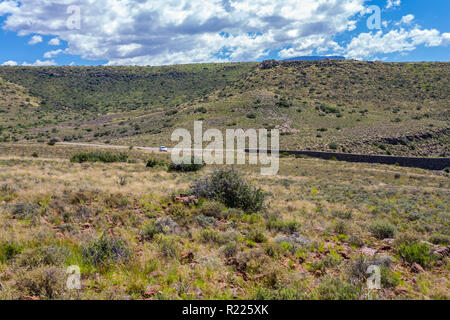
[43,49,64,58]
[0,1,19,14]
[28,35,43,45]
[0,0,448,65]
[22,59,57,66]
[386,0,401,9]
[343,27,450,60]
[1,60,18,66]
[399,14,414,25]
[0,0,367,65]
[48,37,61,46]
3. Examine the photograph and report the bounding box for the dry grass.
[0,144,449,300]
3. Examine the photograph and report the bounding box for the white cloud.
[28,35,42,45]
[43,49,63,58]
[0,1,19,14]
[0,0,367,65]
[344,27,450,60]
[48,37,61,46]
[21,59,57,66]
[1,60,18,66]
[0,0,448,65]
[386,0,401,9]
[399,14,414,25]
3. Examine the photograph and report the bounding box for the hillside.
[0,60,448,156]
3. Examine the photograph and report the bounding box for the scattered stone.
[433,246,450,258]
[191,286,203,298]
[181,252,194,264]
[340,252,350,260]
[383,238,395,245]
[148,270,163,278]
[173,194,198,206]
[411,263,425,273]
[21,296,40,300]
[144,285,161,297]
[394,286,408,295]
[361,247,377,257]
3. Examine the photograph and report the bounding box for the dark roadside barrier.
[246,149,450,171]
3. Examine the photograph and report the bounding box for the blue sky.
[0,0,449,66]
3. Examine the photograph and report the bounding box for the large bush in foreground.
[192,168,265,212]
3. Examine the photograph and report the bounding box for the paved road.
[58,142,162,152]
[57,142,246,154]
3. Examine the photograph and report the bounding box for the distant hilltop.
[282,56,346,61]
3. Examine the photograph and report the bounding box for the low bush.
[368,220,396,239]
[0,242,22,263]
[199,201,227,219]
[140,217,180,240]
[168,157,205,172]
[82,234,130,267]
[397,242,434,267]
[429,233,450,246]
[192,168,265,212]
[15,266,66,299]
[155,234,181,259]
[70,152,128,163]
[146,158,167,168]
[10,203,38,220]
[267,219,300,234]
[314,277,360,300]
[15,245,70,268]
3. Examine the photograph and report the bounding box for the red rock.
[394,286,408,294]
[361,247,377,256]
[144,285,161,297]
[22,296,40,300]
[180,252,194,263]
[172,194,199,206]
[411,263,425,273]
[148,270,163,278]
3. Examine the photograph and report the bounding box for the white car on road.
[159,146,168,152]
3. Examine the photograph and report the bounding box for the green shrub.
[247,229,267,243]
[380,266,401,288]
[82,234,130,267]
[70,152,128,163]
[156,235,180,259]
[334,220,348,235]
[314,277,360,300]
[199,201,227,219]
[200,229,229,245]
[47,138,58,146]
[429,233,450,246]
[15,266,66,299]
[140,217,180,240]
[0,242,22,263]
[192,168,265,212]
[397,242,434,267]
[15,245,69,268]
[267,219,300,234]
[146,158,166,168]
[368,220,396,239]
[168,157,205,172]
[328,142,338,150]
[10,203,38,220]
